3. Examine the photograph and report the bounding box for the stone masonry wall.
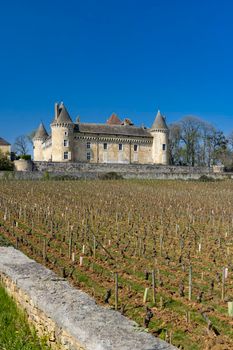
[1,161,232,180]
[24,162,233,180]
[0,247,176,350]
[34,161,213,174]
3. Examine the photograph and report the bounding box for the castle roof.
[34,123,49,139]
[0,137,10,146]
[56,103,73,124]
[74,123,152,138]
[106,113,122,125]
[151,110,168,130]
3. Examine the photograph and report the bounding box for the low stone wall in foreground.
[0,247,176,350]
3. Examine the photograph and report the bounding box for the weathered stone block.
[0,247,176,350]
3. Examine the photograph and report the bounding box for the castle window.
[134,144,138,152]
[103,143,108,150]
[87,152,91,160]
[64,151,69,160]
[162,144,166,151]
[64,131,68,136]
[64,140,69,147]
[87,141,91,149]
[119,143,123,151]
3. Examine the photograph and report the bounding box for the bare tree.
[168,116,228,167]
[13,135,29,156]
[228,131,233,151]
[27,130,36,145]
[168,123,182,165]
[179,116,203,166]
[206,130,228,165]
[198,122,216,166]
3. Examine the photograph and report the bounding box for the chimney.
[54,102,59,120]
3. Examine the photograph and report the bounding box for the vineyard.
[0,179,233,349]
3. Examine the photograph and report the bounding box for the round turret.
[150,110,169,165]
[33,123,48,161]
[50,102,74,162]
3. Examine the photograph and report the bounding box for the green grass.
[0,284,50,350]
[0,233,11,246]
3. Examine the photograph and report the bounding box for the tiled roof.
[56,104,73,124]
[34,123,49,139]
[74,123,152,138]
[106,113,122,125]
[151,110,168,130]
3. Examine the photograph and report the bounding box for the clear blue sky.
[1,0,233,144]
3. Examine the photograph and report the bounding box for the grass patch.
[0,233,12,246]
[0,284,50,350]
[172,329,201,350]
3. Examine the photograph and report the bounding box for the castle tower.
[150,110,169,165]
[33,123,48,161]
[50,102,74,162]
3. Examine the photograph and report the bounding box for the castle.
[33,103,169,165]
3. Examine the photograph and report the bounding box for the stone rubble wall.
[0,247,176,350]
[34,161,213,174]
[1,161,232,180]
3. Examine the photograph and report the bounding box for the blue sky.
[1,0,233,144]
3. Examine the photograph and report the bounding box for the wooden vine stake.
[152,269,156,304]
[228,302,233,317]
[143,288,149,304]
[43,238,47,262]
[68,233,73,260]
[16,236,19,249]
[188,265,192,301]
[160,296,163,309]
[115,272,118,311]
[93,235,96,259]
[222,267,225,301]
[159,234,163,257]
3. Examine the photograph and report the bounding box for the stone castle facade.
[0,138,11,156]
[33,103,169,165]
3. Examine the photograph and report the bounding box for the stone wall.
[32,161,230,180]
[34,161,213,174]
[0,144,11,155]
[14,159,33,171]
[73,139,153,164]
[0,247,176,350]
[0,162,231,180]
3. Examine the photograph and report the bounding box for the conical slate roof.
[151,110,168,130]
[106,113,122,125]
[56,103,73,124]
[34,123,48,139]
